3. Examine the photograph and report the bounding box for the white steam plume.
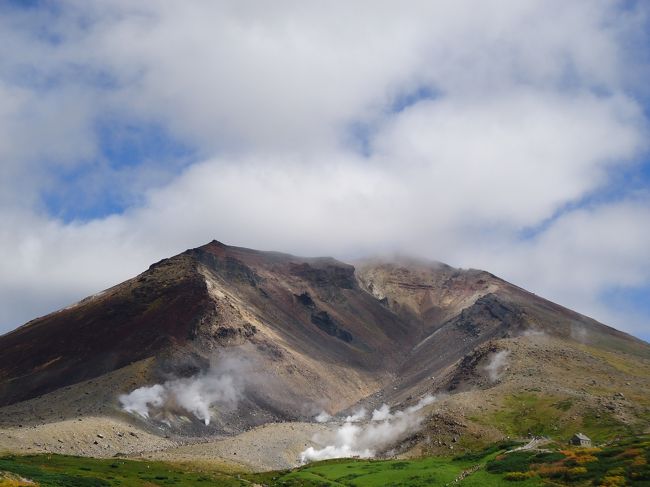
[301,395,435,463]
[570,324,589,343]
[371,404,391,421]
[484,350,510,382]
[520,328,546,338]
[344,408,367,423]
[315,411,332,423]
[119,355,247,425]
[119,384,165,419]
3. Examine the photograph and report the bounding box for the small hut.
[570,433,592,447]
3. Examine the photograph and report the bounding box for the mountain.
[0,240,648,469]
[355,258,649,400]
[0,241,415,413]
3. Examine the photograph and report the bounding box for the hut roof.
[573,433,591,441]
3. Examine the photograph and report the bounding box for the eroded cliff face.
[355,258,503,333]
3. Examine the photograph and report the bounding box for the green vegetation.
[485,451,565,473]
[1,436,648,486]
[581,409,633,442]
[483,435,650,486]
[253,457,474,486]
[553,399,573,412]
[488,393,566,437]
[472,392,632,442]
[452,440,522,462]
[0,454,245,486]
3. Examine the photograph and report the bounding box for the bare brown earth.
[0,241,648,471]
[146,422,333,471]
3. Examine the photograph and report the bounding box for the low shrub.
[486,452,535,473]
[452,440,520,462]
[530,451,565,463]
[618,447,641,458]
[599,474,626,487]
[575,454,598,464]
[567,466,588,478]
[504,471,534,481]
[536,464,568,478]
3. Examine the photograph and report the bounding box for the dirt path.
[445,464,481,485]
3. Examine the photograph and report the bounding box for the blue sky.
[41,120,195,222]
[0,1,649,341]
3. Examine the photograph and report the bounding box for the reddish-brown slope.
[0,253,211,406]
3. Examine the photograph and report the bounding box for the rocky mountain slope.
[0,240,648,470]
[0,241,416,414]
[354,258,649,405]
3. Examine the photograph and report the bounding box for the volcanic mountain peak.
[0,240,648,467]
[0,241,411,411]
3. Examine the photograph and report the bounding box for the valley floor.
[1,435,649,486]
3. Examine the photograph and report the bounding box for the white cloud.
[374,90,645,226]
[481,198,650,333]
[0,1,648,339]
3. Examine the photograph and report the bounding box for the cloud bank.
[0,1,648,339]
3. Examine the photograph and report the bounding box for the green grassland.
[254,456,482,487]
[0,455,246,487]
[470,392,634,443]
[1,436,648,486]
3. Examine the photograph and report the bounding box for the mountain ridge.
[1,239,646,410]
[0,239,648,468]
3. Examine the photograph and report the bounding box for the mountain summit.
[0,240,648,467]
